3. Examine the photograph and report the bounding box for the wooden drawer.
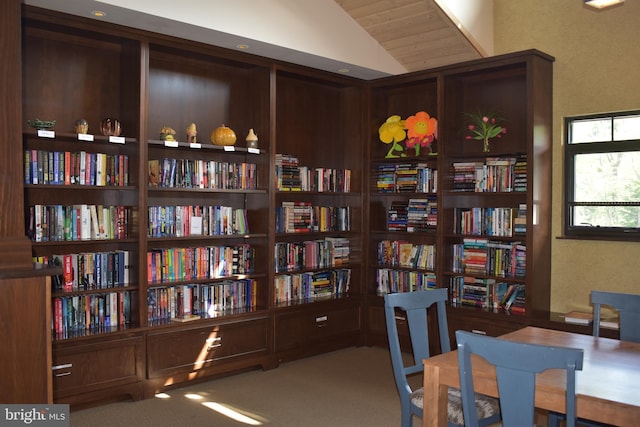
[447,309,527,344]
[52,335,144,399]
[275,303,361,352]
[146,317,269,379]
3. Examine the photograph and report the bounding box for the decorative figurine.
[100,118,121,137]
[246,128,259,149]
[186,123,197,144]
[211,124,237,146]
[159,126,176,141]
[27,119,56,130]
[74,118,89,134]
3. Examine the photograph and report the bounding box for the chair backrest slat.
[591,290,640,343]
[456,330,584,427]
[384,289,451,418]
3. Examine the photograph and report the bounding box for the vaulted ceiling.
[334,0,483,72]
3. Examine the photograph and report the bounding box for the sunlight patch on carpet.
[202,401,263,425]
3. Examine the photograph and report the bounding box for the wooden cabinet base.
[275,300,362,363]
[145,316,273,397]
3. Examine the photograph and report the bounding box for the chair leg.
[401,405,412,427]
[548,412,562,427]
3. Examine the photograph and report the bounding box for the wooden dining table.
[422,326,640,427]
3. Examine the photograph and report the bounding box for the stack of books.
[387,201,408,231]
[275,153,302,191]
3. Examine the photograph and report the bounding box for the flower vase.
[483,137,490,153]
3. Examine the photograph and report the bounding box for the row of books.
[274,269,351,303]
[449,277,525,312]
[452,238,526,279]
[275,202,351,233]
[387,198,438,232]
[375,162,437,193]
[275,153,351,192]
[377,240,436,270]
[52,291,132,339]
[25,149,129,187]
[148,205,249,238]
[376,268,437,295]
[274,237,350,273]
[35,251,132,292]
[147,279,258,323]
[450,156,526,192]
[27,204,130,242]
[453,206,526,237]
[148,158,257,190]
[147,244,255,284]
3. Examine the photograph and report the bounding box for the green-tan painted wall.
[494,0,640,313]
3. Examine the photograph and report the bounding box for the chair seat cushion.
[411,387,500,425]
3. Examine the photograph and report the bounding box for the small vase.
[483,137,490,153]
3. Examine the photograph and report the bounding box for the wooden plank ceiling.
[334,0,482,72]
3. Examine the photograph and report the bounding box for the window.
[564,110,640,240]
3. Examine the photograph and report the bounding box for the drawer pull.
[206,336,222,350]
[471,329,487,335]
[54,371,71,377]
[52,363,72,370]
[315,315,328,323]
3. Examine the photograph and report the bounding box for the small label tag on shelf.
[77,133,94,142]
[248,147,260,154]
[109,136,125,144]
[164,140,179,148]
[37,130,55,138]
[189,142,201,149]
[223,145,235,152]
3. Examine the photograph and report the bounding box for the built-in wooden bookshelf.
[364,51,553,348]
[439,53,553,341]
[272,69,364,362]
[365,74,441,348]
[17,4,553,409]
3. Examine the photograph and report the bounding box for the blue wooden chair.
[383,289,501,427]
[550,290,640,427]
[456,330,584,427]
[591,290,640,342]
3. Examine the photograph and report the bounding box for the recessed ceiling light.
[584,0,624,10]
[91,10,106,17]
[338,68,350,74]
[236,44,249,50]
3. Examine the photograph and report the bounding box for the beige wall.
[494,0,640,313]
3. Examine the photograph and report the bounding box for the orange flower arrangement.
[404,111,437,156]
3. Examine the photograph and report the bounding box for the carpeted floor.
[70,346,416,427]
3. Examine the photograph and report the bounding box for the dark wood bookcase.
[365,73,441,348]
[272,68,365,363]
[439,52,553,341]
[364,51,554,347]
[16,4,553,409]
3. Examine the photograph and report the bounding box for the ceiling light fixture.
[584,0,624,10]
[91,10,107,17]
[236,44,249,50]
[338,68,350,74]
